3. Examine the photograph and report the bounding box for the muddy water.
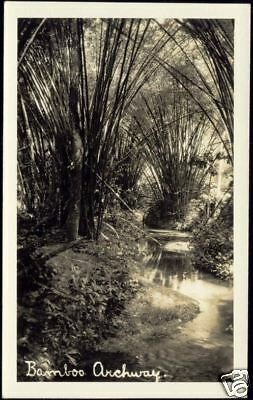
[88,230,233,382]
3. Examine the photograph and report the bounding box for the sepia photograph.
[3,2,250,399]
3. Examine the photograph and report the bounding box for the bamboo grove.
[18,18,234,240]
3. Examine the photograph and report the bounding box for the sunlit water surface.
[140,234,233,349]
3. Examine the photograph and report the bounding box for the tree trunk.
[78,155,96,239]
[64,130,84,240]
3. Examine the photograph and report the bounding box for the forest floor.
[17,210,200,381]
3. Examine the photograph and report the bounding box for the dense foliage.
[18,18,234,239]
[190,191,233,280]
[18,211,143,381]
[133,88,218,227]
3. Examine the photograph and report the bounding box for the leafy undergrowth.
[190,196,233,281]
[190,221,233,280]
[17,210,145,381]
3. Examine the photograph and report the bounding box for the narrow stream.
[82,229,233,382]
[140,230,233,349]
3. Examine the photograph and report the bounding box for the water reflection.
[142,242,197,290]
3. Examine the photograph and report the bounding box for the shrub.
[190,196,233,280]
[17,216,142,381]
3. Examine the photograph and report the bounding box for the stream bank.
[94,228,233,382]
[18,214,233,382]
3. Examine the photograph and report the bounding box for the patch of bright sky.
[156,18,167,25]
